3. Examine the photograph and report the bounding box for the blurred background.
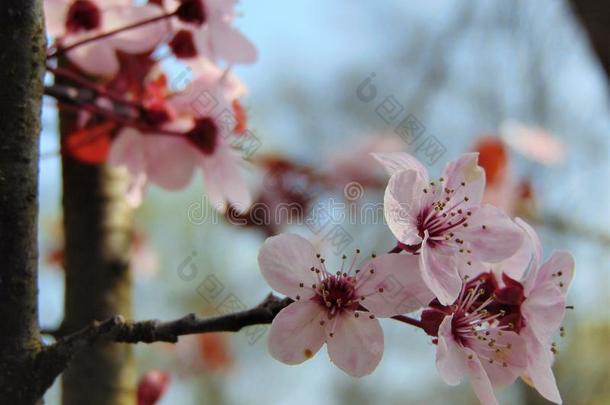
[40,0,610,403]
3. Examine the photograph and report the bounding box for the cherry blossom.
[258,234,433,377]
[167,0,257,65]
[374,152,523,305]
[499,120,565,166]
[45,0,167,76]
[108,65,251,212]
[421,274,528,405]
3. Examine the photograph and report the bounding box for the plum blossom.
[374,152,523,305]
[421,274,527,405]
[499,120,565,166]
[167,0,257,65]
[258,234,433,377]
[421,219,574,404]
[493,220,575,404]
[45,0,167,76]
[108,65,251,212]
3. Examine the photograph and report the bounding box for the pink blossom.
[258,234,432,377]
[167,0,257,65]
[422,275,527,405]
[108,68,251,212]
[374,152,523,305]
[499,220,575,404]
[45,0,167,77]
[499,120,565,166]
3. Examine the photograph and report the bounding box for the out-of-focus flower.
[45,0,167,76]
[167,0,257,65]
[108,64,251,212]
[198,332,233,373]
[499,120,565,166]
[374,152,523,305]
[132,232,160,280]
[325,135,404,187]
[258,233,432,377]
[137,369,170,405]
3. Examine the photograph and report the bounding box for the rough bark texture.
[59,99,135,404]
[0,0,46,403]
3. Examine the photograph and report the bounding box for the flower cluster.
[259,152,574,405]
[45,0,255,211]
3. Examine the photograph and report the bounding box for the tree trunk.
[0,0,46,403]
[59,97,136,403]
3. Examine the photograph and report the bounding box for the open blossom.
[45,0,167,76]
[374,152,523,305]
[108,65,251,211]
[167,0,257,65]
[424,277,528,405]
[421,219,574,404]
[258,234,433,377]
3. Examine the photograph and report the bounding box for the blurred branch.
[534,213,610,247]
[569,0,610,81]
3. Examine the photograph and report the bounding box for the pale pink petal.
[491,219,540,281]
[475,331,527,387]
[522,327,562,404]
[142,135,197,190]
[208,21,258,64]
[200,145,251,213]
[463,347,499,405]
[455,205,522,263]
[522,283,565,343]
[441,153,486,208]
[357,254,433,317]
[383,170,426,246]
[258,234,319,299]
[499,120,565,166]
[420,232,462,305]
[124,171,148,208]
[531,251,574,296]
[372,152,428,178]
[436,316,466,385]
[67,42,119,77]
[108,5,169,53]
[108,128,149,207]
[326,312,384,377]
[44,0,69,37]
[267,301,326,365]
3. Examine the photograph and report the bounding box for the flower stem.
[391,314,424,329]
[48,11,176,59]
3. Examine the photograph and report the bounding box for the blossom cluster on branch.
[259,152,574,405]
[45,0,255,211]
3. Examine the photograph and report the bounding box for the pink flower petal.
[383,169,427,246]
[200,145,252,213]
[522,283,565,343]
[420,232,462,305]
[258,234,319,299]
[440,153,485,208]
[455,205,523,263]
[522,327,562,404]
[372,152,428,178]
[463,347,499,405]
[143,135,197,191]
[476,331,527,387]
[267,301,326,365]
[491,218,540,281]
[326,312,384,377]
[499,120,565,166]
[108,4,169,54]
[67,42,120,77]
[531,251,574,296]
[208,21,258,64]
[436,316,465,385]
[357,253,433,317]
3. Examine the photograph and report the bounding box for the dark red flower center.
[169,30,198,59]
[313,275,359,316]
[175,0,207,25]
[185,117,218,155]
[65,0,101,33]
